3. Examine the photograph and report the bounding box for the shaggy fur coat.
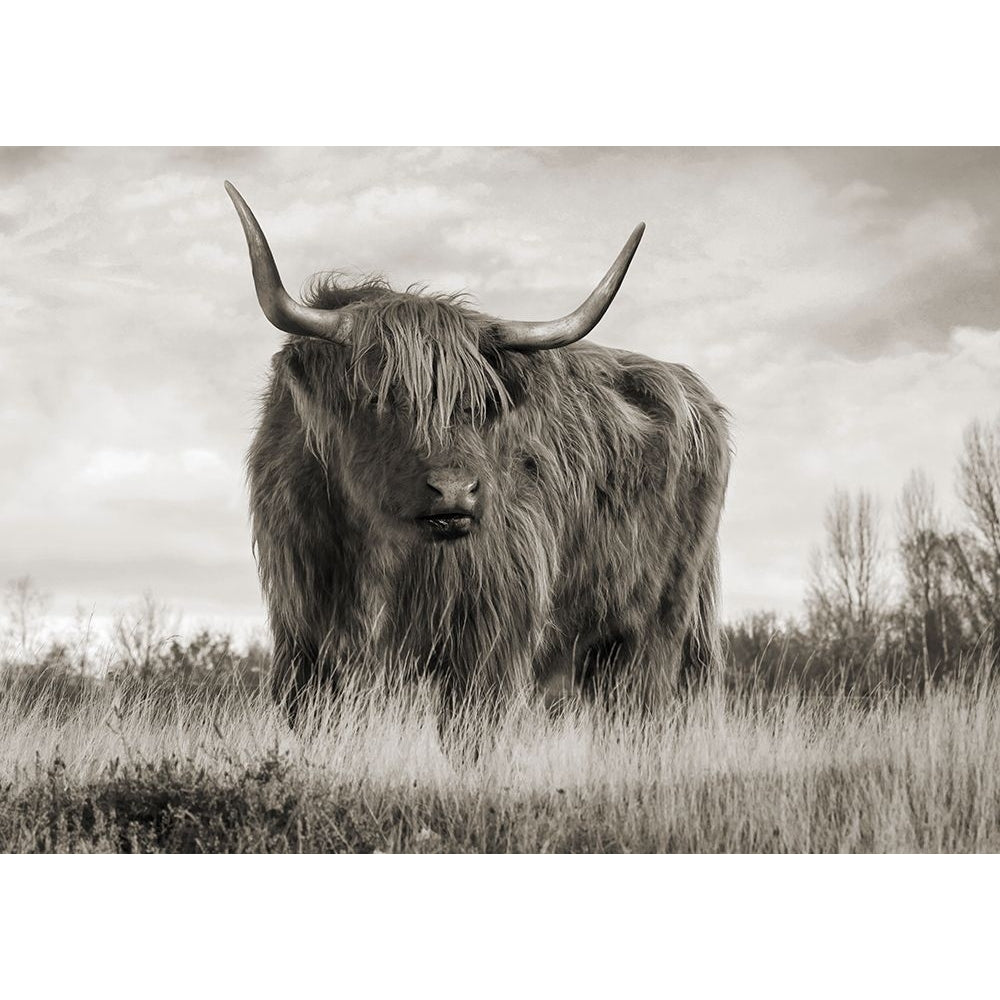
[247,280,731,712]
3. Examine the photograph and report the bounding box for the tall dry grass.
[1,665,999,852]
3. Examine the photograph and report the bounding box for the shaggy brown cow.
[227,182,730,716]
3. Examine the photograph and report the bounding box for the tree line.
[0,585,269,700]
[726,413,1000,693]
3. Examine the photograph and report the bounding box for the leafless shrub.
[111,591,180,677]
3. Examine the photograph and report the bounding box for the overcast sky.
[3,147,999,639]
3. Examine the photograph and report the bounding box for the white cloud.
[116,174,208,211]
[73,447,235,503]
[834,180,889,207]
[180,448,226,474]
[0,283,34,313]
[893,199,981,263]
[80,448,154,484]
[184,240,240,271]
[350,182,480,226]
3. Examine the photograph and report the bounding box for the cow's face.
[283,323,515,543]
[339,405,494,541]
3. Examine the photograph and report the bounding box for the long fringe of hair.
[303,274,510,450]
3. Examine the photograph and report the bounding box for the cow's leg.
[535,632,634,712]
[676,545,722,692]
[270,625,337,728]
[534,637,588,712]
[578,633,635,706]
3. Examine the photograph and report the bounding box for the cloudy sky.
[3,147,999,638]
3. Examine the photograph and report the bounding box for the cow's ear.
[282,347,307,385]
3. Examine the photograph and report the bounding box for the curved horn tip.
[224,181,349,345]
[495,220,648,352]
[224,180,248,209]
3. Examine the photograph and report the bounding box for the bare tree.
[807,489,886,643]
[2,575,50,658]
[897,469,952,672]
[949,416,1000,654]
[111,591,180,676]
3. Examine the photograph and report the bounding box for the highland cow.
[227,182,730,717]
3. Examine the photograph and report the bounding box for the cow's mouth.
[417,512,475,540]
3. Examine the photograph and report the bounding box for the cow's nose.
[426,472,479,511]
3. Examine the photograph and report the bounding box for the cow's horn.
[225,182,349,344]
[497,223,645,351]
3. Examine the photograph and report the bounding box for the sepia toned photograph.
[2,146,999,854]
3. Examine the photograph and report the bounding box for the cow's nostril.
[425,472,480,507]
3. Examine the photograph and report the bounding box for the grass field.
[2,668,998,853]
